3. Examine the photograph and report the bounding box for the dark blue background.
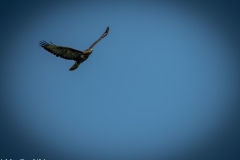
[0,1,240,160]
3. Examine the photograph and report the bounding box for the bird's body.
[40,27,109,71]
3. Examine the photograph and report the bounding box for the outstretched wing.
[39,41,83,60]
[89,27,109,49]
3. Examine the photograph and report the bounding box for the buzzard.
[39,27,109,71]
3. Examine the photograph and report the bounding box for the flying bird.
[39,27,109,71]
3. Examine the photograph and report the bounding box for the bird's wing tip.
[39,40,55,46]
[39,40,46,46]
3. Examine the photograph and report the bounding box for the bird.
[39,27,109,71]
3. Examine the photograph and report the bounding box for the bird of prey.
[39,27,109,71]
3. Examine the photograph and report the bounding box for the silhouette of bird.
[39,27,109,71]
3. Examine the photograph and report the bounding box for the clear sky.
[1,1,240,160]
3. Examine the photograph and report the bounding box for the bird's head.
[90,48,93,53]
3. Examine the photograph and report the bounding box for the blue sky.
[1,1,240,160]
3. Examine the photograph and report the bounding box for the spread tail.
[69,61,81,71]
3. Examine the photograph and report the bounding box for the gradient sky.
[1,1,240,160]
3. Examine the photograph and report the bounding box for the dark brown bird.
[39,27,109,71]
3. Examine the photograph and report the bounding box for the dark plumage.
[39,27,109,71]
